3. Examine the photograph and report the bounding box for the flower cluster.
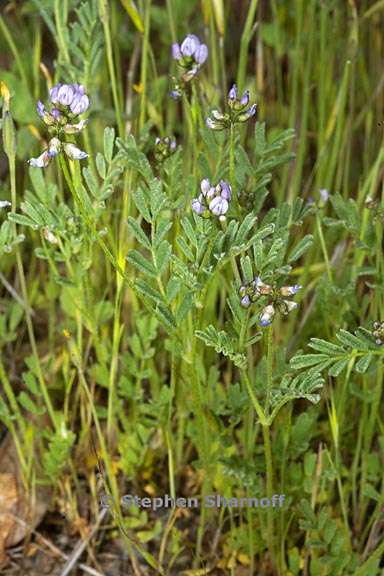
[172,34,208,79]
[170,34,208,98]
[154,136,177,162]
[28,83,89,168]
[372,321,384,345]
[206,84,257,130]
[239,277,301,327]
[192,179,232,221]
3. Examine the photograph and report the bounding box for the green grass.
[0,0,383,574]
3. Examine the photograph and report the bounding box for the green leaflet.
[195,325,247,369]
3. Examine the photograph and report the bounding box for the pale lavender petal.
[195,43,208,64]
[228,84,237,100]
[219,180,232,200]
[172,43,181,60]
[36,101,45,117]
[240,295,251,308]
[209,196,229,216]
[57,84,75,106]
[181,34,200,57]
[51,108,61,119]
[70,94,89,115]
[240,89,250,106]
[49,84,61,103]
[200,178,211,196]
[192,198,204,215]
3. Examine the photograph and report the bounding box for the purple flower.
[193,178,232,220]
[57,84,75,106]
[49,84,62,103]
[36,101,45,117]
[170,89,181,100]
[200,178,211,197]
[240,90,250,106]
[180,34,200,57]
[280,284,302,297]
[70,93,89,115]
[200,178,217,200]
[192,198,204,215]
[30,82,90,168]
[172,43,182,60]
[209,196,229,216]
[195,44,208,64]
[238,103,257,122]
[206,85,256,130]
[73,83,85,95]
[259,304,275,327]
[218,180,231,200]
[228,84,237,101]
[51,108,61,120]
[240,295,251,308]
[172,34,208,84]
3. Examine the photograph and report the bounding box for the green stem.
[316,212,333,282]
[236,0,259,92]
[139,0,152,131]
[229,123,240,215]
[262,423,276,570]
[265,324,274,416]
[8,142,57,429]
[99,0,124,136]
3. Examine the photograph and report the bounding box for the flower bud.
[259,304,275,327]
[192,198,204,215]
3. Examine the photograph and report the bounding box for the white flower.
[63,119,88,134]
[63,143,88,160]
[43,228,58,244]
[28,151,51,168]
[259,304,275,327]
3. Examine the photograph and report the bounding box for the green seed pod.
[1,82,16,160]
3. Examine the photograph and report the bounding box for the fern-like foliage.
[31,0,103,85]
[290,327,382,378]
[195,325,247,369]
[269,371,324,422]
[43,425,76,482]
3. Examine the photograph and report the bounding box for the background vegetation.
[0,0,383,574]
